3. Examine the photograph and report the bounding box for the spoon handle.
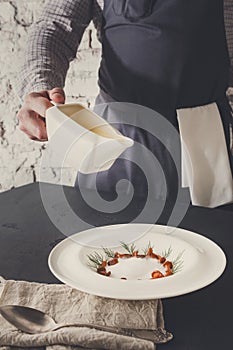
[53,323,133,337]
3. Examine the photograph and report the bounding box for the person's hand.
[17,87,65,141]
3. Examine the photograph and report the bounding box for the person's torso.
[98,0,230,120]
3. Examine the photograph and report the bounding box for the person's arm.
[16,0,93,100]
[16,0,93,141]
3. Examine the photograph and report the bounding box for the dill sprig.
[142,241,154,255]
[87,242,185,275]
[161,246,172,259]
[120,241,137,254]
[102,247,115,259]
[172,250,185,274]
[87,251,104,269]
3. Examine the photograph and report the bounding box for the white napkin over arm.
[177,102,233,208]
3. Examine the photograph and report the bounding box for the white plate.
[48,224,226,300]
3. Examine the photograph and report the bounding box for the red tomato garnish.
[151,270,164,279]
[163,261,173,269]
[165,270,173,276]
[159,257,166,264]
[101,260,107,268]
[107,258,119,266]
[147,247,153,256]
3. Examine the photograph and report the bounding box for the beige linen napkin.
[0,279,172,350]
[177,102,233,208]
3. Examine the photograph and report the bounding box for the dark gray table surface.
[0,182,233,350]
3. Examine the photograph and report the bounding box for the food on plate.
[87,241,184,280]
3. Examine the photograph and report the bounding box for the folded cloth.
[0,278,172,350]
[177,102,233,208]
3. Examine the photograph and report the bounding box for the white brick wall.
[0,0,101,192]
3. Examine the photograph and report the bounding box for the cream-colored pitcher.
[46,103,134,174]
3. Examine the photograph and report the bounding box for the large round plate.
[48,224,226,300]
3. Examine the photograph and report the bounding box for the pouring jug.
[46,103,134,174]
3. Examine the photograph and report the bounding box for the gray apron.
[75,0,233,213]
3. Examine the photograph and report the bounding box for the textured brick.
[0,0,101,192]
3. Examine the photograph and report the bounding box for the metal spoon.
[0,305,133,336]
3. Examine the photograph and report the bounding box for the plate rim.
[48,223,227,300]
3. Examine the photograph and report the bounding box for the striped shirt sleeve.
[15,0,94,101]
